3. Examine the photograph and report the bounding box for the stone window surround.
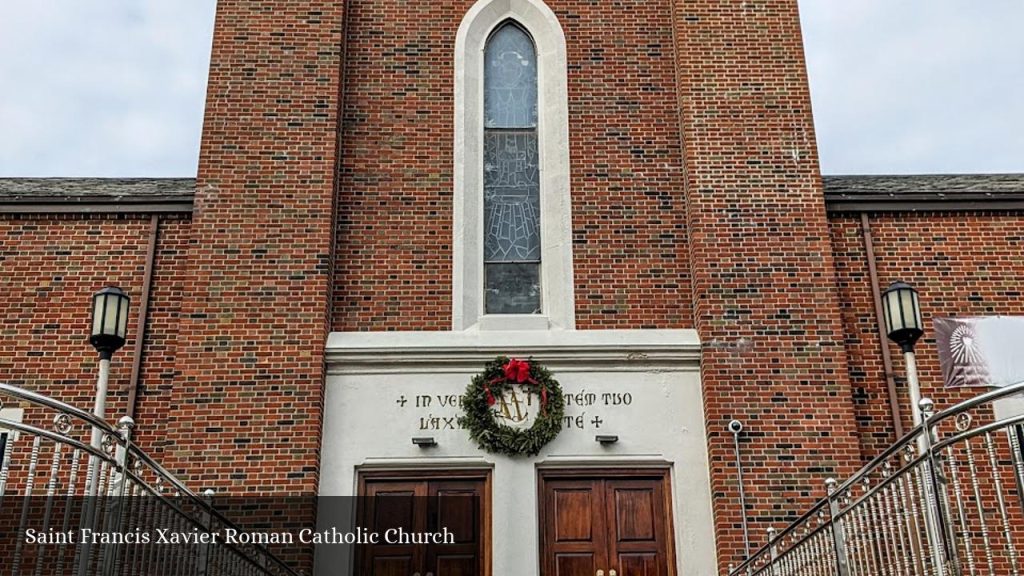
[453,0,575,332]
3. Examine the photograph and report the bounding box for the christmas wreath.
[458,357,565,457]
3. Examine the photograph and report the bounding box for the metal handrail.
[832,380,1024,498]
[0,381,302,576]
[934,411,1024,451]
[929,379,1024,425]
[729,380,1024,576]
[0,418,113,461]
[1,382,118,434]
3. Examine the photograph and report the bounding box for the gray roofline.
[823,173,1024,213]
[3,175,1023,215]
[824,194,1024,213]
[0,178,194,214]
[0,200,194,214]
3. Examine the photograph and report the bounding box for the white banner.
[934,317,1024,388]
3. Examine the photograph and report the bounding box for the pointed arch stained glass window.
[483,22,541,315]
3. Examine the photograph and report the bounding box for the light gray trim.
[326,329,701,374]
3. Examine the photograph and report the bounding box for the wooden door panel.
[554,552,600,576]
[371,485,420,534]
[616,552,659,576]
[435,554,478,576]
[359,481,426,576]
[433,484,479,544]
[541,478,608,574]
[371,556,415,576]
[552,487,596,542]
[605,479,670,576]
[610,488,656,542]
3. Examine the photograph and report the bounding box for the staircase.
[730,382,1024,576]
[0,383,301,576]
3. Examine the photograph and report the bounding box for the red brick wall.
[0,213,190,456]
[332,0,693,331]
[671,1,862,570]
[132,217,191,456]
[831,211,1024,460]
[165,0,345,495]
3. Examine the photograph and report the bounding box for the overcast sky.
[0,1,1021,177]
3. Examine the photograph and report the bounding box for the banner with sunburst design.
[935,317,1024,388]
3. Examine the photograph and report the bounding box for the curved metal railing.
[729,381,1024,576]
[0,382,302,576]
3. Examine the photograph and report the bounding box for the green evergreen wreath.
[458,356,565,457]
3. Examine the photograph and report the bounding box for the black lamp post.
[881,281,925,425]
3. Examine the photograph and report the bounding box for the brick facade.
[831,211,1024,460]
[1,0,1021,573]
[0,213,190,457]
[163,0,346,494]
[333,0,693,331]
[671,1,862,569]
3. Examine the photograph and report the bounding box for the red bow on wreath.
[484,358,547,412]
[504,358,537,384]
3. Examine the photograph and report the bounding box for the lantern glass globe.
[881,281,923,352]
[90,286,130,357]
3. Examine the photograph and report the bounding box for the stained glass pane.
[484,132,540,262]
[485,263,541,314]
[484,24,537,129]
[483,22,541,316]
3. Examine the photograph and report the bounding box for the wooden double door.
[539,469,675,576]
[356,469,672,576]
[357,471,489,576]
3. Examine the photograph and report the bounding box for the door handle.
[610,571,617,576]
[597,571,604,576]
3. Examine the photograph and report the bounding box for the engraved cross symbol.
[590,416,604,429]
[396,395,408,408]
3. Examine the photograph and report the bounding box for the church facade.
[2,0,1023,574]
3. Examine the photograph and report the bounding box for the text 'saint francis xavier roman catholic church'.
[2,1,1023,575]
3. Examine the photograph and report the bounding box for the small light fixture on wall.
[412,437,437,447]
[595,435,618,445]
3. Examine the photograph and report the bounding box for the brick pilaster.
[669,1,861,569]
[167,0,345,495]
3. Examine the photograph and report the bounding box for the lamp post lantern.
[881,281,925,426]
[90,286,130,359]
[881,281,951,575]
[85,287,130,489]
[88,286,130,425]
[78,287,130,576]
